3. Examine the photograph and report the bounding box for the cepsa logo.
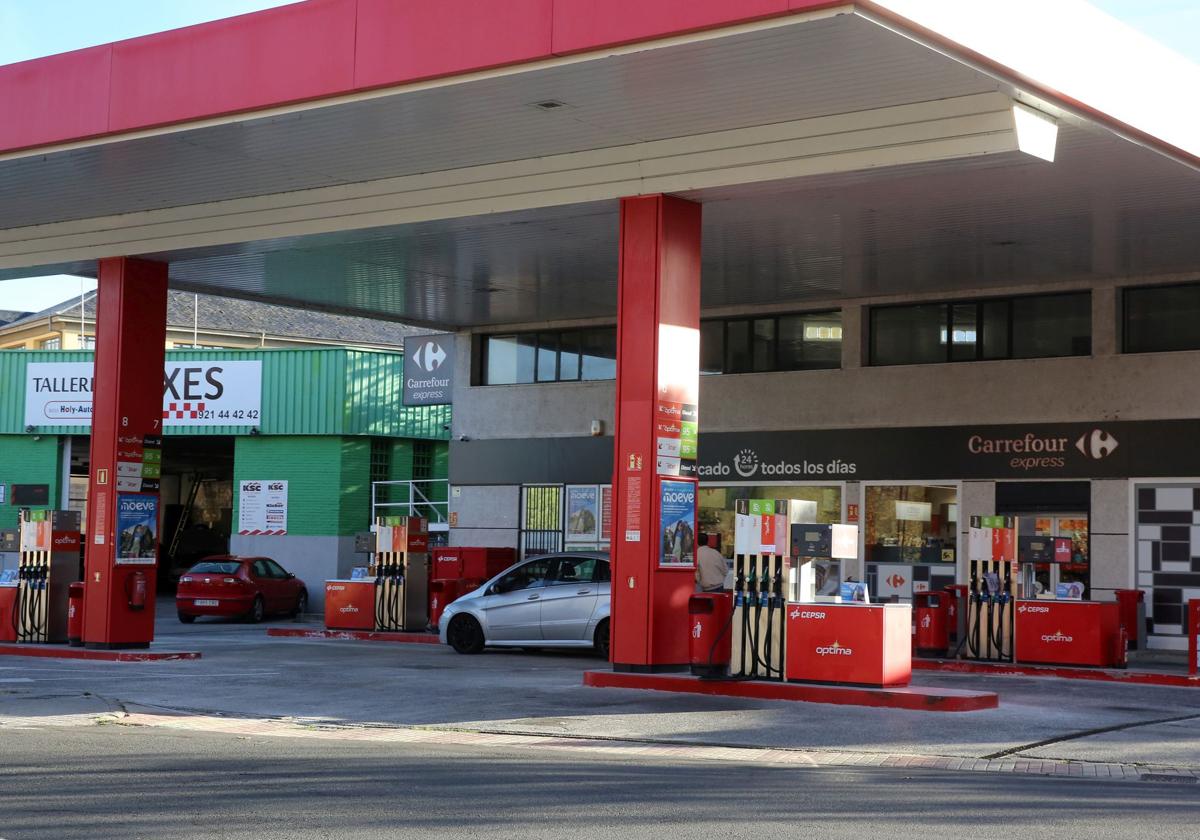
[815,640,853,656]
[790,607,826,620]
[1018,604,1050,614]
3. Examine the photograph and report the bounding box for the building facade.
[0,347,449,612]
[448,273,1200,651]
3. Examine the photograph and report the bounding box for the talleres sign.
[403,334,454,406]
[25,361,263,428]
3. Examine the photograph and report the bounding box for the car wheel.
[247,595,265,624]
[290,590,308,619]
[594,618,611,660]
[177,612,196,624]
[446,614,485,655]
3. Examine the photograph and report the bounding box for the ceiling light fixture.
[1012,102,1058,162]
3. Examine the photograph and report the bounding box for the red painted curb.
[914,658,1200,688]
[266,628,440,645]
[583,671,998,712]
[0,644,201,662]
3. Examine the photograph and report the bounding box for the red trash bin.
[913,591,948,657]
[688,593,732,678]
[945,584,968,646]
[1114,589,1145,650]
[68,582,84,647]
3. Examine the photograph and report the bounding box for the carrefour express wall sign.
[24,361,262,428]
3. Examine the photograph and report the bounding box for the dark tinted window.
[594,560,611,583]
[1011,293,1091,358]
[705,311,841,374]
[252,560,271,579]
[870,293,1090,365]
[493,559,554,593]
[579,329,617,381]
[265,559,290,579]
[1124,283,1200,353]
[870,304,946,365]
[700,321,724,375]
[482,328,615,384]
[189,561,241,575]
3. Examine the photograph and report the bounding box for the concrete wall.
[1090,479,1131,598]
[230,534,358,613]
[449,484,520,549]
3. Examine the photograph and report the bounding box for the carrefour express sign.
[24,361,262,428]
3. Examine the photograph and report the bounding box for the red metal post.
[610,195,702,671]
[82,257,168,649]
[1190,599,1199,677]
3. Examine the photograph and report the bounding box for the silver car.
[439,552,610,657]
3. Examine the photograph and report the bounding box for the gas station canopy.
[1,0,1198,328]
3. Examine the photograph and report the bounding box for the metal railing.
[371,480,449,528]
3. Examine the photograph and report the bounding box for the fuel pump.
[15,509,81,644]
[371,516,429,631]
[965,516,1016,661]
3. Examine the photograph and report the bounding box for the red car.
[176,556,307,623]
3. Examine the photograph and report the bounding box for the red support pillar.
[82,258,169,649]
[611,195,701,671]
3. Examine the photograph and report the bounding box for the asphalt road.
[3,610,1198,767]
[1,725,1198,840]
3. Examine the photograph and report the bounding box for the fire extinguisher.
[127,571,148,611]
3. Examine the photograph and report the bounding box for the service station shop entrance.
[2,0,1200,670]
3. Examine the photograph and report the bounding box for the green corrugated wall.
[233,436,375,537]
[0,348,450,439]
[0,435,62,530]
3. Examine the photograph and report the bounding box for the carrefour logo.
[411,340,448,373]
[1075,429,1118,460]
[815,640,853,656]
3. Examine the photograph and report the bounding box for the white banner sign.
[24,361,262,428]
[238,480,288,536]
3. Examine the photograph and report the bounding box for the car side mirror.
[287,573,295,579]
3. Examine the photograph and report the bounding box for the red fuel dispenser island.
[429,547,514,629]
[326,517,429,632]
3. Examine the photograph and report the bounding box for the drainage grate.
[1140,773,1197,784]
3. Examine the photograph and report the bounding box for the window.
[264,559,291,579]
[482,328,615,385]
[1123,282,1200,353]
[552,556,597,584]
[864,485,958,566]
[78,335,95,350]
[40,337,61,350]
[412,440,434,482]
[493,559,555,593]
[369,439,391,486]
[870,292,1090,365]
[704,311,841,375]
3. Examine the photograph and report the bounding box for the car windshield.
[189,561,241,575]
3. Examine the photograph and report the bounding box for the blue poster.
[116,493,159,566]
[659,480,696,567]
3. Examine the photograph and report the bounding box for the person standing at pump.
[695,533,729,592]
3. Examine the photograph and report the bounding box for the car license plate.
[194,599,219,607]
